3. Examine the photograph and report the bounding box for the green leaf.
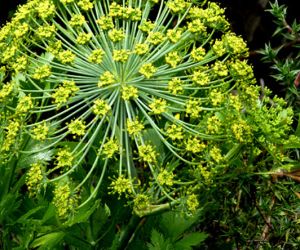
[147,229,174,250]
[64,200,100,227]
[174,232,208,250]
[30,232,65,249]
[17,206,46,224]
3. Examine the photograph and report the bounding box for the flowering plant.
[0,0,297,223]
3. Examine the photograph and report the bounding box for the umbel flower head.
[0,0,294,216]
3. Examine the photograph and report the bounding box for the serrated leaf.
[174,232,208,250]
[30,232,65,249]
[147,229,173,250]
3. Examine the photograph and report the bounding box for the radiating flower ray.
[0,0,261,216]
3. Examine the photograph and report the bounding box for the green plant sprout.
[0,0,296,219]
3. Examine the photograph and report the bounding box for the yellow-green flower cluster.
[139,20,155,33]
[166,124,184,140]
[198,165,213,185]
[168,77,184,94]
[32,65,52,80]
[231,120,252,143]
[26,163,44,197]
[109,3,142,21]
[1,120,20,152]
[78,0,93,11]
[210,89,224,106]
[167,0,188,14]
[186,137,206,153]
[186,99,202,118]
[102,139,119,158]
[57,50,76,64]
[192,71,210,86]
[188,19,207,35]
[76,32,92,45]
[139,63,157,79]
[127,119,144,136]
[37,24,56,38]
[113,49,130,62]
[110,175,132,197]
[148,32,165,45]
[53,183,78,218]
[157,169,174,186]
[52,80,79,107]
[98,71,115,87]
[16,95,34,114]
[207,115,222,134]
[133,194,150,211]
[14,22,29,38]
[36,0,56,19]
[88,49,104,64]
[32,122,49,141]
[122,86,138,100]
[165,51,181,68]
[56,148,74,169]
[96,16,114,30]
[69,14,86,27]
[212,61,228,77]
[68,119,86,137]
[134,43,149,55]
[92,99,111,117]
[186,194,199,213]
[191,47,206,62]
[149,98,167,114]
[0,82,13,101]
[108,29,124,43]
[167,29,182,43]
[209,146,223,163]
[138,144,157,164]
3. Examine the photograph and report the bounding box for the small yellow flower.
[76,32,92,45]
[88,49,104,64]
[69,14,86,27]
[96,16,114,30]
[67,119,86,137]
[138,144,157,164]
[149,98,167,114]
[113,49,130,63]
[16,95,34,114]
[192,71,210,86]
[166,124,184,140]
[139,63,157,79]
[92,99,111,117]
[102,139,119,158]
[186,99,202,118]
[56,148,74,169]
[139,20,155,33]
[98,71,115,87]
[127,118,144,136]
[108,29,124,43]
[186,194,199,213]
[191,47,206,62]
[148,31,165,45]
[110,175,133,197]
[78,0,93,11]
[157,169,174,186]
[186,137,206,153]
[134,43,149,55]
[168,77,183,94]
[26,163,44,197]
[32,122,49,141]
[122,85,138,100]
[53,182,78,218]
[167,29,182,43]
[165,51,181,68]
[32,65,52,80]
